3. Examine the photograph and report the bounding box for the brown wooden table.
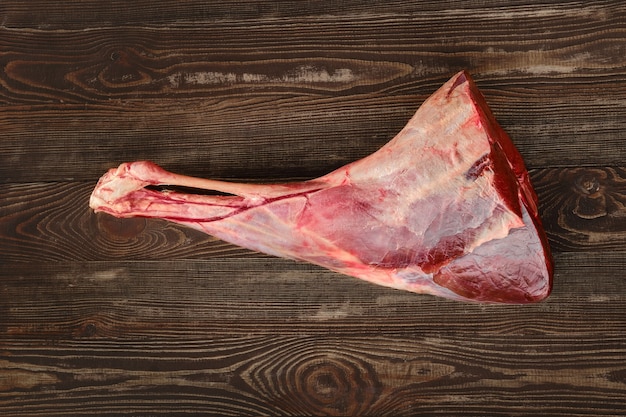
[2,1,625,415]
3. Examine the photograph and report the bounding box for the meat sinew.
[90,71,553,303]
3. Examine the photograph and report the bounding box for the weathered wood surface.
[1,1,625,416]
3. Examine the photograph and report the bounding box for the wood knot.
[293,355,380,414]
[571,172,607,219]
[244,343,380,414]
[302,361,350,407]
[533,164,625,249]
[76,321,99,338]
[99,48,151,87]
[83,323,97,337]
[574,175,601,195]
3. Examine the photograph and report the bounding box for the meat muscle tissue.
[90,71,553,303]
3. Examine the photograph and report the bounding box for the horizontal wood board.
[1,1,625,416]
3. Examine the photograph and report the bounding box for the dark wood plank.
[2,1,626,416]
[0,98,415,183]
[0,252,624,339]
[2,167,625,264]
[0,334,624,416]
[0,253,625,416]
[1,3,626,181]
[2,0,620,28]
[2,90,625,183]
[3,6,624,105]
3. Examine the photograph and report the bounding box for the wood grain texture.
[1,253,625,338]
[536,167,626,251]
[0,255,625,416]
[0,335,624,416]
[2,167,626,264]
[1,1,626,182]
[2,1,626,416]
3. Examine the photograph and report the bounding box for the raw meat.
[90,71,553,303]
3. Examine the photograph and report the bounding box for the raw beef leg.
[90,71,553,303]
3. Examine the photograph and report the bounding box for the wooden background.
[1,1,625,415]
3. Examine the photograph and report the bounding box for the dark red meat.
[90,71,553,303]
